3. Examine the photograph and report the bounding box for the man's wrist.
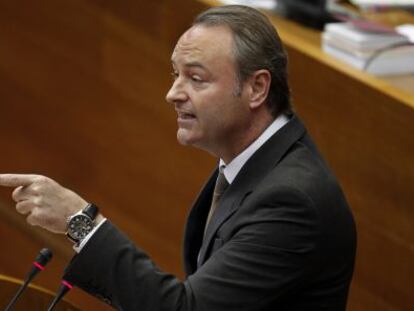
[73,215,107,253]
[94,214,105,226]
[66,203,100,245]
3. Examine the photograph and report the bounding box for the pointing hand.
[0,174,88,233]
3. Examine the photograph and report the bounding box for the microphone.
[4,248,53,311]
[46,280,73,311]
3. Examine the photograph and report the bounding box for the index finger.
[0,174,39,187]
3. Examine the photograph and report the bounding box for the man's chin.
[176,130,194,146]
[177,129,206,148]
[177,138,190,146]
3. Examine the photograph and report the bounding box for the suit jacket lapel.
[188,116,307,270]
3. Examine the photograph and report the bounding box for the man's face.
[166,25,251,158]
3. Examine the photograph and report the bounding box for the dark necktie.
[204,168,229,234]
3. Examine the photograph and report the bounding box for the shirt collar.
[219,114,289,184]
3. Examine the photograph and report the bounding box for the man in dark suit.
[0,5,356,311]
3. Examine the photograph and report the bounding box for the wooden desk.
[0,274,79,311]
[0,0,412,310]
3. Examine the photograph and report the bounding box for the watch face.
[68,215,93,241]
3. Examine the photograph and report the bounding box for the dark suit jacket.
[64,116,356,311]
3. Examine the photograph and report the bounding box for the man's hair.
[193,5,292,117]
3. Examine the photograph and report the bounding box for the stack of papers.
[322,22,414,75]
[350,0,414,8]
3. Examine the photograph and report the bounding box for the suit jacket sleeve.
[63,186,319,311]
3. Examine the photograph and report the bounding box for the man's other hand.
[0,174,88,233]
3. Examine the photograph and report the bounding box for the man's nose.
[166,79,188,104]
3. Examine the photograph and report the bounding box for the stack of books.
[322,22,414,75]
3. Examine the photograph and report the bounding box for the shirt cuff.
[73,218,107,253]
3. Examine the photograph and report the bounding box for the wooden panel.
[0,0,211,310]
[1,0,413,310]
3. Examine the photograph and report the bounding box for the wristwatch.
[66,203,99,245]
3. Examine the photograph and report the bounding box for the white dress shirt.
[220,113,289,184]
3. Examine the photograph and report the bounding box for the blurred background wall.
[0,0,413,310]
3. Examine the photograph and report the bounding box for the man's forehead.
[171,25,234,63]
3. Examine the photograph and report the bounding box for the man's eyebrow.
[184,61,206,69]
[171,60,207,70]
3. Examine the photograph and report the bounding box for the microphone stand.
[46,280,73,311]
[4,248,53,311]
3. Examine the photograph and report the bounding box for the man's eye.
[191,75,203,83]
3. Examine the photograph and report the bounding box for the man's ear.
[248,69,271,110]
